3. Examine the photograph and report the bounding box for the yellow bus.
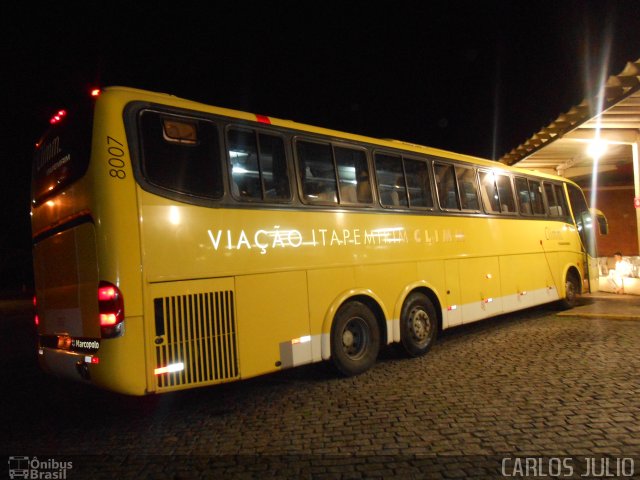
[31,86,607,395]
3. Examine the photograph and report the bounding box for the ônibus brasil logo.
[8,456,73,479]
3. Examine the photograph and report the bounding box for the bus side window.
[456,166,480,211]
[258,133,290,201]
[228,129,290,202]
[553,184,568,218]
[434,162,460,210]
[529,180,545,215]
[496,174,516,213]
[296,140,338,204]
[479,171,501,213]
[228,129,261,200]
[335,146,372,204]
[404,158,434,208]
[374,153,408,207]
[515,177,532,215]
[140,111,223,199]
[544,183,560,216]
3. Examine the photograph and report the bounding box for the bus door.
[577,209,609,292]
[567,184,608,293]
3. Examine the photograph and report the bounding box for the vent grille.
[154,291,239,389]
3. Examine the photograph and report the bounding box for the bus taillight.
[33,295,39,327]
[98,281,124,338]
[49,109,67,125]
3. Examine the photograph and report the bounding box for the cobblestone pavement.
[2,301,639,479]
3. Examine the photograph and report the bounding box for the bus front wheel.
[400,292,438,357]
[330,301,380,376]
[559,273,580,309]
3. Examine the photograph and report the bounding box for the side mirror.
[590,208,609,235]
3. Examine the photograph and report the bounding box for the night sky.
[2,1,640,288]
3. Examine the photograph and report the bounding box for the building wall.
[584,186,639,256]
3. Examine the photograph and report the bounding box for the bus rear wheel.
[400,292,437,357]
[330,301,380,376]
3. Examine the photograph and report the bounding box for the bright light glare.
[168,206,181,225]
[229,151,248,159]
[154,362,185,375]
[587,140,608,159]
[291,335,311,345]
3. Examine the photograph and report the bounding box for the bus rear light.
[99,313,118,326]
[90,88,101,97]
[98,286,116,301]
[49,109,67,124]
[98,281,124,338]
[33,295,39,327]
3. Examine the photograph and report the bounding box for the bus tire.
[559,272,579,310]
[330,301,380,376]
[400,292,438,357]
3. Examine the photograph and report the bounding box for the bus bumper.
[37,346,97,383]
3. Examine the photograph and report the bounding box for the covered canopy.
[500,59,639,182]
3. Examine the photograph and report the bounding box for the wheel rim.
[409,307,432,346]
[341,317,369,360]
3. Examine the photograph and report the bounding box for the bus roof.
[103,86,572,185]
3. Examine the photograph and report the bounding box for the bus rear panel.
[32,93,147,395]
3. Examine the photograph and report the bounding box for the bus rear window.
[139,111,223,199]
[32,107,92,206]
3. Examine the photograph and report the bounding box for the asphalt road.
[1,298,639,479]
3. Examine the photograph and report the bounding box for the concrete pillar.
[633,136,640,256]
